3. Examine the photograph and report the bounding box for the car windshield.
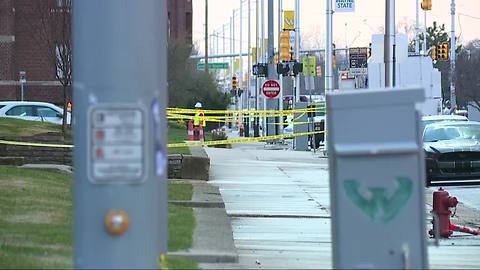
[423,125,480,142]
[421,118,467,131]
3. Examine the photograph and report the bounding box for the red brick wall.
[168,0,193,44]
[0,83,68,105]
[14,0,56,81]
[0,0,15,80]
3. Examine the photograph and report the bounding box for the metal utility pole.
[450,0,457,108]
[239,0,243,107]
[384,0,395,88]
[73,0,167,268]
[415,0,420,54]
[294,0,300,102]
[246,0,251,136]
[278,0,283,135]
[266,0,276,137]
[325,0,333,93]
[261,0,266,135]
[205,0,209,73]
[230,16,234,81]
[254,0,260,137]
[423,10,427,54]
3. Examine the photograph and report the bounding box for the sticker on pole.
[88,105,146,184]
[335,0,355,12]
[262,80,281,99]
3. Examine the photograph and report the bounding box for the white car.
[421,114,468,130]
[0,101,71,125]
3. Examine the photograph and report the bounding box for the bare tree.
[456,40,480,109]
[23,0,72,133]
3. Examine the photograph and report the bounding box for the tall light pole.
[294,0,300,102]
[415,0,420,54]
[239,0,243,104]
[385,0,395,88]
[325,0,333,93]
[205,0,209,73]
[450,0,457,108]
[254,0,260,137]
[278,0,283,135]
[247,0,251,132]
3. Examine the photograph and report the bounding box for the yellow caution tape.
[0,140,74,148]
[167,130,324,148]
[0,131,324,149]
[167,107,325,115]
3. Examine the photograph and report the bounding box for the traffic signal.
[232,75,238,89]
[431,46,438,61]
[292,61,303,76]
[421,0,432,11]
[332,43,336,69]
[279,31,291,62]
[438,42,449,61]
[277,62,290,76]
[316,66,322,77]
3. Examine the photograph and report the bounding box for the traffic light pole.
[254,0,260,137]
[266,0,276,137]
[450,0,456,108]
[73,0,167,268]
[415,0,420,54]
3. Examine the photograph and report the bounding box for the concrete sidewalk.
[205,141,480,269]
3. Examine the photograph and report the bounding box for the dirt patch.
[0,178,27,189]
[6,211,59,224]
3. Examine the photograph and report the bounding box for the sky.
[192,0,480,55]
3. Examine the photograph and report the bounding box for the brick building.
[0,0,193,104]
[168,0,193,44]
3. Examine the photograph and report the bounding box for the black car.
[423,121,480,186]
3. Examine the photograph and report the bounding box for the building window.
[186,12,192,34]
[57,0,64,7]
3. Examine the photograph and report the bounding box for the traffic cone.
[187,120,194,141]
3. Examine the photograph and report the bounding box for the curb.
[168,250,238,263]
[169,200,225,208]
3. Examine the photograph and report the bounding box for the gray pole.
[423,10,427,54]
[294,0,300,102]
[246,0,251,136]
[261,0,266,135]
[239,0,243,102]
[247,0,251,112]
[415,0,420,54]
[205,0,209,73]
[265,0,276,137]
[230,16,234,81]
[385,0,395,88]
[325,0,333,93]
[73,0,167,268]
[254,0,260,137]
[450,0,457,108]
[278,0,283,135]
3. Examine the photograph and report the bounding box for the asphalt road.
[448,186,480,210]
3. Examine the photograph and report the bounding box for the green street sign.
[197,62,229,70]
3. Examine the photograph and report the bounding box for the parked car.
[423,121,480,185]
[421,114,468,131]
[0,101,71,125]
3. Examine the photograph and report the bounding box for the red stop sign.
[262,80,281,99]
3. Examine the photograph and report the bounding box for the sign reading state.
[335,0,355,12]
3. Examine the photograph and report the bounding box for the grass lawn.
[0,167,72,268]
[168,122,191,155]
[0,118,63,137]
[0,167,198,269]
